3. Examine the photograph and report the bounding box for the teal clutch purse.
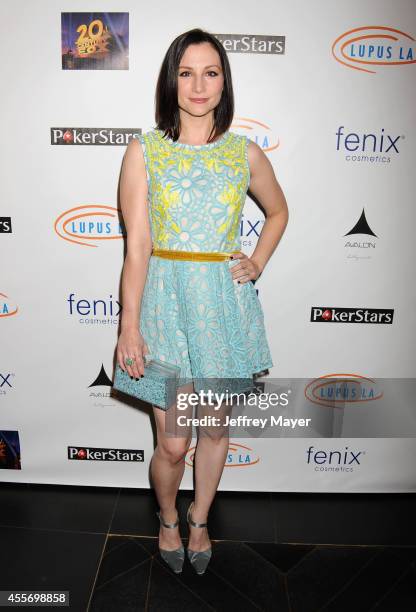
[113,355,181,411]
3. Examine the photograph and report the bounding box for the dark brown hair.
[154,28,234,143]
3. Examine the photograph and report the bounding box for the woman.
[117,27,289,575]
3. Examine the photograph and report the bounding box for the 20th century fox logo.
[50,128,140,145]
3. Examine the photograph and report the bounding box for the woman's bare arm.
[119,137,153,333]
[247,140,289,274]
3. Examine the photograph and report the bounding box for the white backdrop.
[1,0,415,491]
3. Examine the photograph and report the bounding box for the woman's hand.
[117,328,149,379]
[229,252,262,284]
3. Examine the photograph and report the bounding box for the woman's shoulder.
[136,128,159,144]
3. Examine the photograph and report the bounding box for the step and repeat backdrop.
[1,1,415,491]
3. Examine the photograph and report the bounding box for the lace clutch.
[113,355,181,411]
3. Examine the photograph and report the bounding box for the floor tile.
[272,493,416,545]
[0,483,119,533]
[319,547,411,611]
[0,525,105,611]
[372,567,416,611]
[89,558,151,611]
[286,545,379,612]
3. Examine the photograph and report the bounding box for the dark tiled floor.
[0,482,415,611]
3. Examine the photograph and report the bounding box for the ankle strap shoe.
[156,509,185,574]
[186,501,212,575]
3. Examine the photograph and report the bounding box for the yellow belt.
[152,248,239,261]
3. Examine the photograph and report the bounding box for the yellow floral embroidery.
[141,129,249,251]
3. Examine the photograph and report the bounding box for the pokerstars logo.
[310,307,394,324]
[306,445,366,472]
[54,205,125,247]
[335,126,404,163]
[50,127,140,145]
[68,446,144,461]
[185,442,259,467]
[332,26,415,73]
[0,217,12,233]
[0,293,18,318]
[215,33,285,55]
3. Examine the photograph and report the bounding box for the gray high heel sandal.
[186,501,212,575]
[156,509,185,574]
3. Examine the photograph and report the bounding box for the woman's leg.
[150,382,193,551]
[189,398,233,551]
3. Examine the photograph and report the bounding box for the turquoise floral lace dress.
[136,127,273,388]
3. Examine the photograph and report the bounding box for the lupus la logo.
[305,374,383,408]
[332,26,415,73]
[185,442,259,467]
[54,205,125,247]
[306,445,365,471]
[231,117,279,151]
[0,293,18,317]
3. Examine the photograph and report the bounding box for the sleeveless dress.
[136,127,273,389]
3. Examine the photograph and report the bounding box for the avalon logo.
[232,118,279,151]
[50,127,139,145]
[332,26,415,73]
[311,307,393,324]
[185,442,259,467]
[54,205,125,247]
[344,208,378,259]
[0,293,18,318]
[304,374,383,408]
[214,33,285,54]
[68,446,144,461]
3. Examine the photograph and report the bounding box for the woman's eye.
[178,71,219,77]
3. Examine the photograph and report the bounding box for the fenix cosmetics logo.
[306,445,365,472]
[67,293,121,325]
[0,372,15,395]
[335,126,404,163]
[311,307,394,324]
[332,26,415,73]
[0,293,18,318]
[0,217,12,233]
[51,128,139,145]
[214,33,285,54]
[54,205,125,247]
[68,446,144,461]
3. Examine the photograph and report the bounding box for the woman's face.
[177,42,224,118]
